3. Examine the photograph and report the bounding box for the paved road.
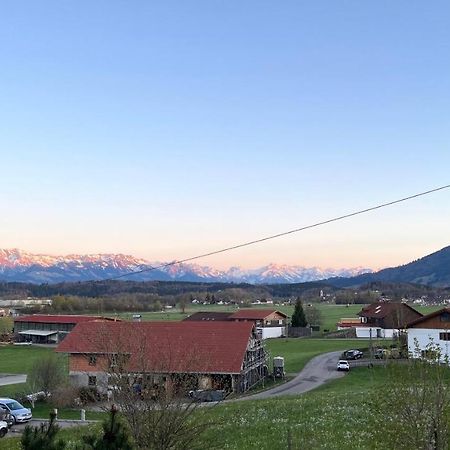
[5,419,94,438]
[242,351,345,400]
[0,374,27,386]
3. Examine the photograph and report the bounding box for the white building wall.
[407,328,450,362]
[355,327,398,339]
[260,327,285,339]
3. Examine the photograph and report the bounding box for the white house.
[407,308,450,362]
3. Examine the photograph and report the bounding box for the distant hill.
[329,246,450,288]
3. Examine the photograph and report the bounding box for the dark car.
[344,350,363,360]
[188,389,226,402]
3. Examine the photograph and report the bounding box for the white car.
[0,420,8,438]
[337,360,350,371]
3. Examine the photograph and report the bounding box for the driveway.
[5,419,94,438]
[242,351,345,400]
[0,374,27,386]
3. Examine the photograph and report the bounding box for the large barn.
[13,314,117,344]
[56,320,268,394]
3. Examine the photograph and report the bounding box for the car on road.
[0,420,8,438]
[374,349,388,359]
[188,389,226,402]
[0,398,32,424]
[0,406,13,429]
[337,360,350,371]
[344,349,363,360]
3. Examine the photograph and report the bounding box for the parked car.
[374,349,388,359]
[337,360,350,371]
[344,350,363,360]
[0,420,8,438]
[0,406,13,428]
[188,389,226,402]
[0,398,32,424]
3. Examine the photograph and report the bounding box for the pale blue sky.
[1,1,449,269]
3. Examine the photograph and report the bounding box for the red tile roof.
[56,321,254,374]
[14,315,117,324]
[229,309,287,320]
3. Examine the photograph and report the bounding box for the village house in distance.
[337,302,423,338]
[184,308,288,339]
[56,320,269,394]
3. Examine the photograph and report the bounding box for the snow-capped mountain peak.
[0,249,372,284]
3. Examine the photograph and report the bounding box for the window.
[440,332,450,341]
[441,312,450,322]
[88,356,97,366]
[88,376,97,387]
[278,319,283,325]
[110,355,118,368]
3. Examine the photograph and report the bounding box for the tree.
[0,316,13,335]
[78,405,134,450]
[86,322,218,450]
[304,305,323,327]
[291,298,307,327]
[21,411,66,450]
[28,353,67,396]
[378,339,450,449]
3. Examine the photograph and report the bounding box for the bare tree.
[80,322,219,450]
[304,305,323,327]
[28,353,67,397]
[379,339,450,450]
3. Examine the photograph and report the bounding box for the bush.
[78,387,102,405]
[52,385,79,409]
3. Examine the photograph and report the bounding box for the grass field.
[0,346,53,374]
[117,303,366,331]
[0,346,60,397]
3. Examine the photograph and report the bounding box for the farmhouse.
[56,320,268,394]
[407,308,450,361]
[13,314,117,344]
[184,309,288,339]
[340,302,423,338]
[228,309,288,339]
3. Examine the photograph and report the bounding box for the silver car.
[0,398,32,424]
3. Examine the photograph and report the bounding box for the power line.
[100,183,450,282]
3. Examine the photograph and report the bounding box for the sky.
[1,1,449,270]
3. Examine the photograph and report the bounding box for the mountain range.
[0,249,371,284]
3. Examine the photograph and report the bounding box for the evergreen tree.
[291,298,307,327]
[79,405,134,450]
[21,412,66,450]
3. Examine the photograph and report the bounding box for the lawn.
[117,303,369,333]
[0,345,66,398]
[0,345,53,374]
[265,338,372,373]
